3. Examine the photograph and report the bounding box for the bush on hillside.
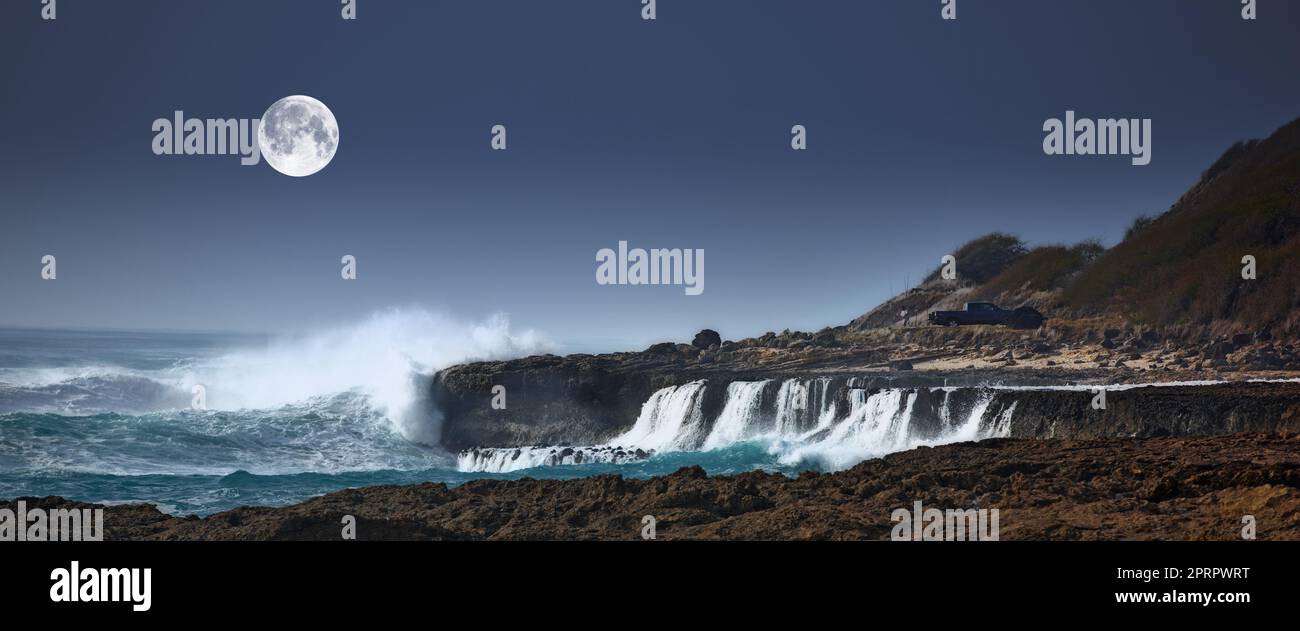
[924,232,1028,285]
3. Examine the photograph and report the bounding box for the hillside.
[850,116,1300,337]
[425,119,1300,402]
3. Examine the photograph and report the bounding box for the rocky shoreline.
[8,328,1298,540]
[11,433,1298,540]
[434,345,1300,449]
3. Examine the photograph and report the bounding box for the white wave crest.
[0,309,548,447]
[177,309,547,444]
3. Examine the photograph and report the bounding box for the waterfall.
[773,379,807,435]
[989,401,1017,437]
[457,378,1019,473]
[946,391,992,442]
[826,389,909,452]
[606,380,709,451]
[938,389,954,431]
[775,388,908,469]
[702,380,771,449]
[807,377,839,437]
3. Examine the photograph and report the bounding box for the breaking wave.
[0,310,548,477]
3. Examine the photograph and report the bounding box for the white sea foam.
[462,379,1018,474]
[457,445,653,473]
[0,309,548,469]
[172,309,546,444]
[607,381,709,452]
[703,380,770,449]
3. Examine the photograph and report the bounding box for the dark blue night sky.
[2,0,1298,350]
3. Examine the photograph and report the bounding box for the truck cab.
[962,302,1003,325]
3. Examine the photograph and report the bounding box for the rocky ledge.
[436,353,1300,449]
[13,433,1299,540]
[432,322,1300,450]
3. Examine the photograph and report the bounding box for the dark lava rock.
[692,329,722,350]
[646,342,677,355]
[18,434,1300,541]
[811,330,839,347]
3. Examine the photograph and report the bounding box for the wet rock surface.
[432,315,1300,450]
[13,433,1299,541]
[437,349,1300,449]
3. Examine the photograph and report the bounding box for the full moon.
[258,95,339,177]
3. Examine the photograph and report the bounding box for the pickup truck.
[928,302,1044,329]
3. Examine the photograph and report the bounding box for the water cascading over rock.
[457,378,1016,472]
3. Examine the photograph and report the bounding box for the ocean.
[0,316,1052,517]
[0,320,818,516]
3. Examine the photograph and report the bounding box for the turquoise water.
[0,438,798,516]
[0,327,807,516]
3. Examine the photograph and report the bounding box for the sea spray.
[0,311,548,478]
[175,309,547,444]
